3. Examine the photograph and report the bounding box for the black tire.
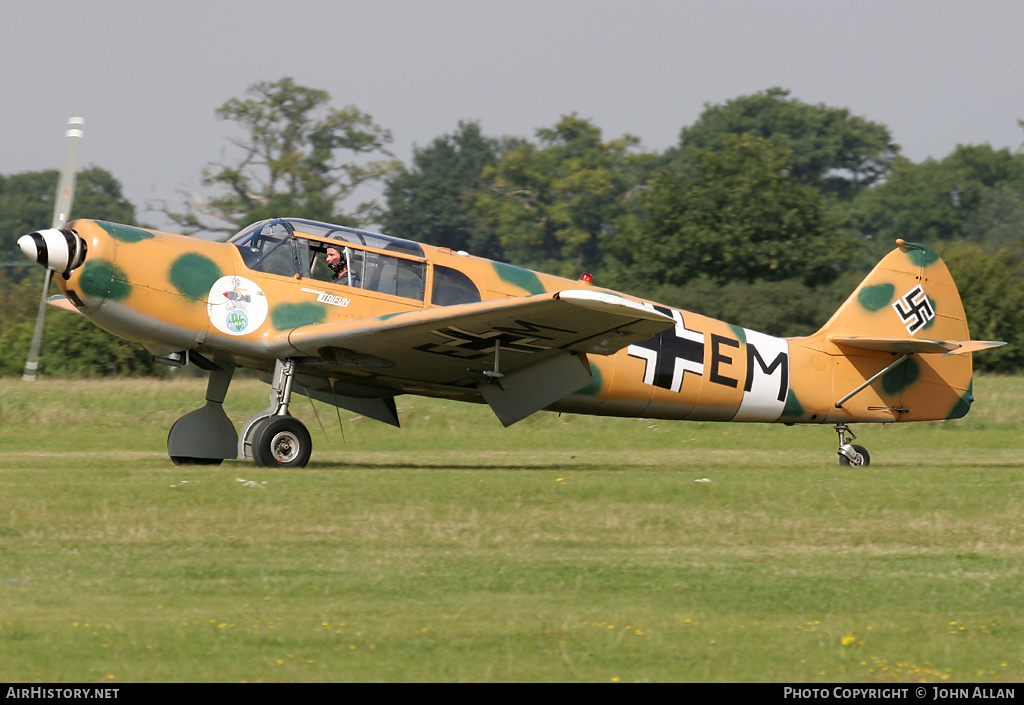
[170,457,223,466]
[839,444,870,467]
[251,415,312,468]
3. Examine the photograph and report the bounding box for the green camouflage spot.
[858,283,895,311]
[728,324,747,344]
[947,381,975,420]
[96,221,155,243]
[170,253,222,299]
[922,297,938,330]
[493,261,545,294]
[271,302,326,329]
[79,260,131,300]
[903,243,940,267]
[780,390,804,420]
[882,357,920,395]
[576,362,603,396]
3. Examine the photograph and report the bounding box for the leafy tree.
[471,114,659,277]
[939,241,1024,373]
[677,88,898,201]
[612,133,847,289]
[641,273,860,337]
[382,121,505,258]
[961,184,1024,261]
[0,270,164,377]
[158,77,399,236]
[852,144,1024,254]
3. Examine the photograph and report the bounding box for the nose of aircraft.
[17,228,87,273]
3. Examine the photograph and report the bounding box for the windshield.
[230,220,297,276]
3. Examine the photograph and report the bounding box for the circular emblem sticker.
[208,276,268,336]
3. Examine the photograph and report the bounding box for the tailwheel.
[252,415,312,468]
[839,444,870,467]
[835,424,870,467]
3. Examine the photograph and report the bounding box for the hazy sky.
[4,0,1024,233]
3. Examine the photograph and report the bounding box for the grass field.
[1,374,1022,683]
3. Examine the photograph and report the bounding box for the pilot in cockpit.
[326,246,360,287]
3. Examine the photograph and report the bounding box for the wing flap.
[478,351,593,427]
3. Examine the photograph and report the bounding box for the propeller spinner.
[18,228,87,274]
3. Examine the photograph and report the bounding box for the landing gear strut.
[168,364,238,465]
[835,424,870,467]
[239,359,313,468]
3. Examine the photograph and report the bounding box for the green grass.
[1,375,1023,682]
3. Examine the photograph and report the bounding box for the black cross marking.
[627,304,705,393]
[415,320,575,361]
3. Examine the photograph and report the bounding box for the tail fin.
[798,240,1004,422]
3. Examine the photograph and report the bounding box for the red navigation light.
[578,272,594,284]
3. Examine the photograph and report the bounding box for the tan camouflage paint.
[55,219,988,426]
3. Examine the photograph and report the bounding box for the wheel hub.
[269,430,300,463]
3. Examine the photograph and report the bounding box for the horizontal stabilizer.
[831,336,1006,355]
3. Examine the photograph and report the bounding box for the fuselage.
[26,217,974,426]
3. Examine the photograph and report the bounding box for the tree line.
[2,79,1023,376]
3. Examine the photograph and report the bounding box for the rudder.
[792,240,1002,423]
[815,239,968,343]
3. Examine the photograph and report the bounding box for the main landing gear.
[167,364,238,466]
[239,359,312,468]
[835,424,870,467]
[167,358,313,468]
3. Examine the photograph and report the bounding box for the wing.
[274,289,674,425]
[46,294,80,314]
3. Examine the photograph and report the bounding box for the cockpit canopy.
[227,218,480,306]
[229,218,427,300]
[229,218,424,257]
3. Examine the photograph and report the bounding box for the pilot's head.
[326,247,345,271]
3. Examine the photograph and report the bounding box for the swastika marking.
[892,285,935,334]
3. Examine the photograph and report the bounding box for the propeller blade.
[52,117,84,230]
[22,273,53,382]
[23,117,84,382]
